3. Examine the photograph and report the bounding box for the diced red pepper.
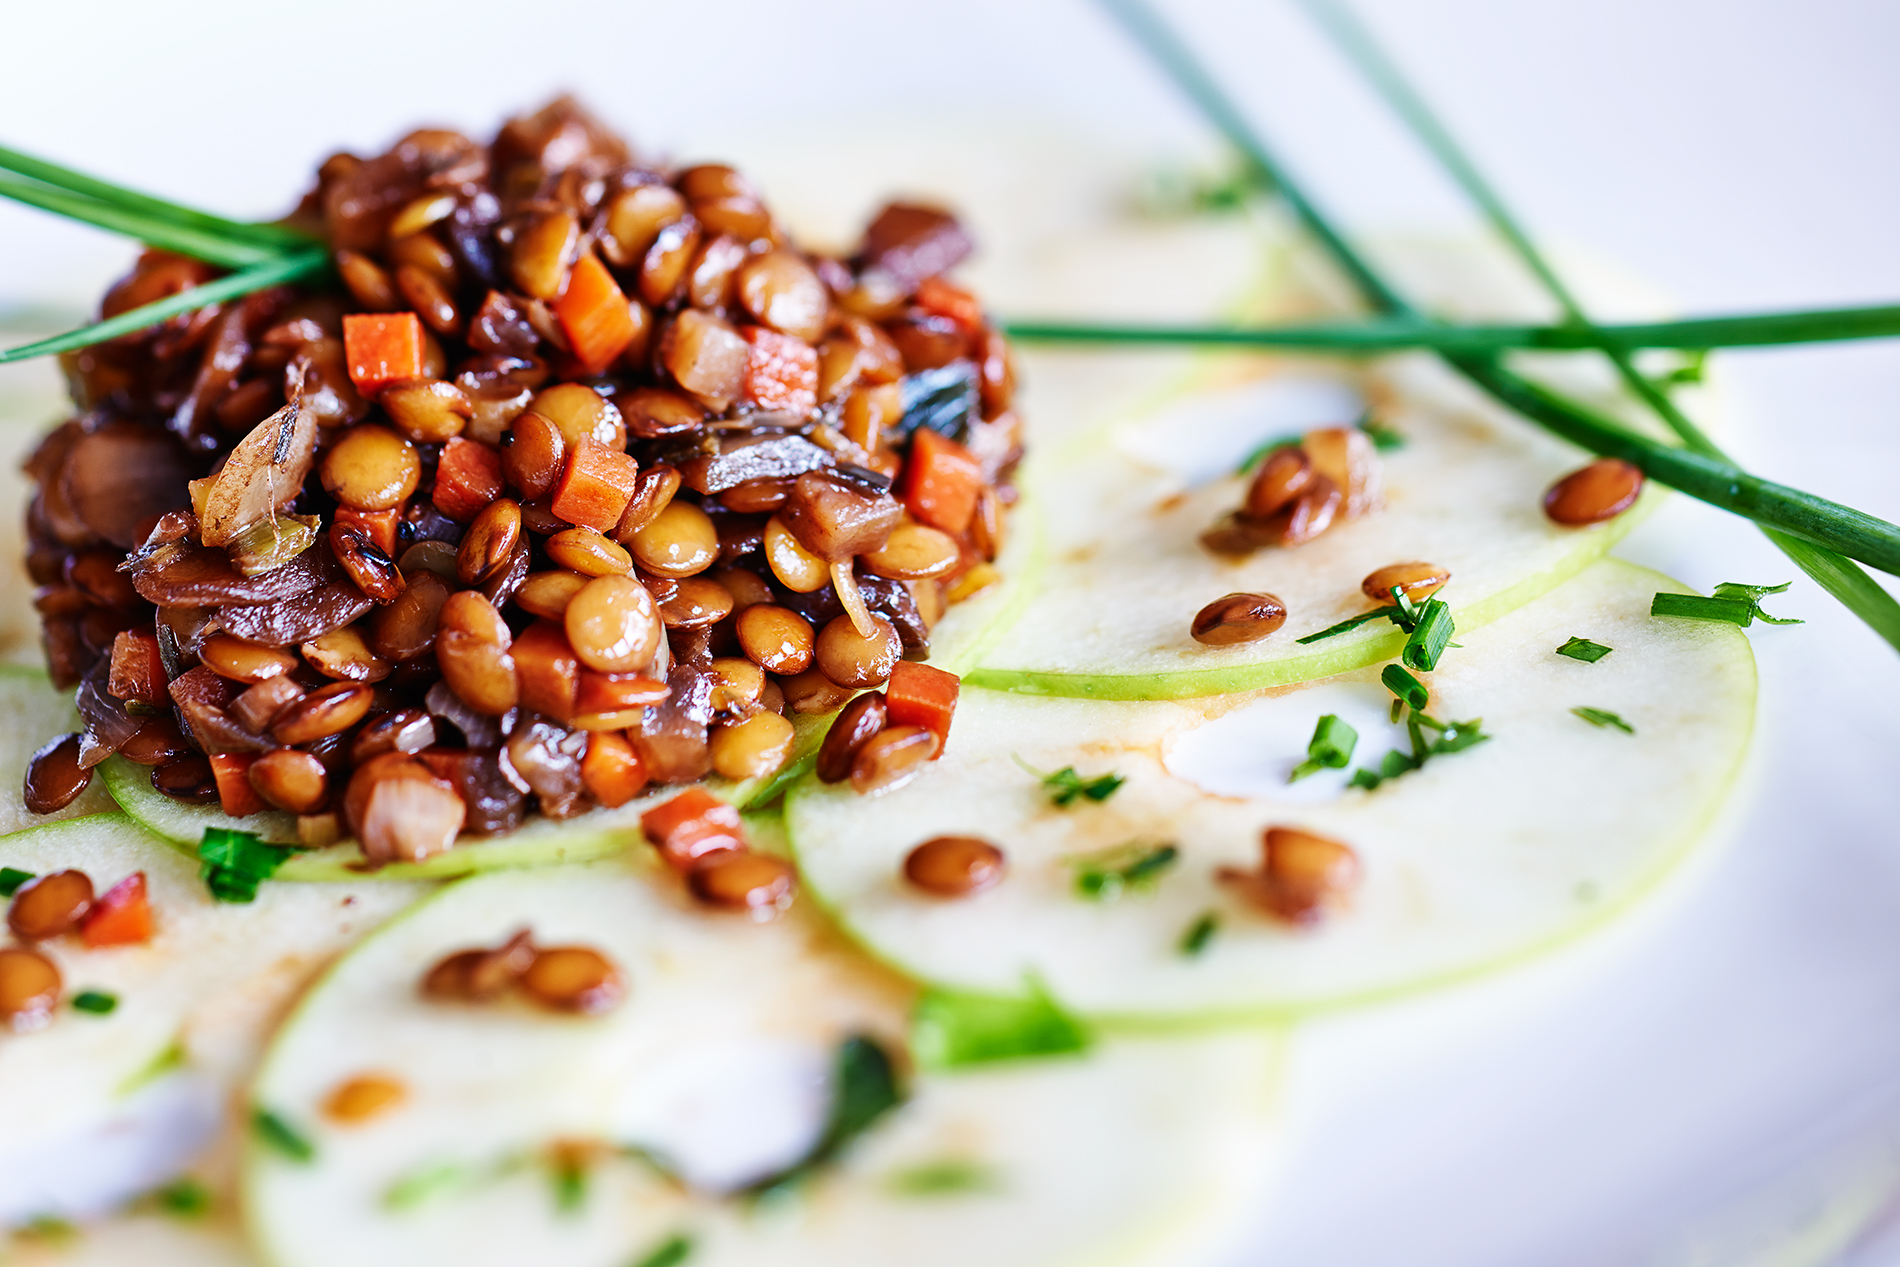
[209,753,265,818]
[513,619,579,722]
[333,506,403,558]
[107,628,168,708]
[81,872,154,947]
[551,442,641,532]
[342,312,425,394]
[432,436,506,522]
[640,787,744,872]
[900,427,983,535]
[554,253,638,376]
[581,731,649,808]
[741,327,818,413]
[915,276,984,335]
[885,660,959,754]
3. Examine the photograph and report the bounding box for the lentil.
[735,604,815,674]
[815,614,901,689]
[815,691,888,783]
[904,836,1005,897]
[687,851,797,918]
[7,869,94,941]
[1360,562,1450,604]
[322,1074,408,1124]
[546,527,634,577]
[848,724,940,796]
[1191,593,1288,646]
[0,947,61,1033]
[271,681,375,745]
[248,748,331,814]
[24,733,92,813]
[564,575,662,674]
[709,711,795,780]
[521,946,625,1013]
[319,425,420,511]
[1544,458,1644,525]
[630,501,719,578]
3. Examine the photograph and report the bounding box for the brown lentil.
[301,625,393,682]
[657,577,735,630]
[370,565,452,663]
[1243,447,1313,519]
[1360,562,1450,604]
[436,591,519,716]
[848,724,940,796]
[457,499,523,585]
[861,522,961,581]
[779,667,855,716]
[612,464,681,540]
[24,733,92,814]
[904,836,1006,897]
[815,614,901,689]
[1544,458,1645,525]
[320,425,420,511]
[706,657,766,714]
[515,570,589,620]
[152,755,219,804]
[8,868,94,942]
[521,946,625,1014]
[709,711,796,781]
[762,516,830,592]
[271,681,374,745]
[199,635,300,684]
[0,947,61,1033]
[711,566,773,611]
[630,501,719,578]
[564,575,662,674]
[735,604,815,674]
[1267,476,1342,546]
[687,851,797,917]
[546,527,634,577]
[815,691,888,783]
[248,748,331,814]
[322,1073,409,1125]
[530,384,626,452]
[1191,593,1289,646]
[381,378,471,444]
[330,523,406,604]
[503,411,567,499]
[119,716,192,766]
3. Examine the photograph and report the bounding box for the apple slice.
[0,813,423,1225]
[244,854,1278,1267]
[787,559,1756,1022]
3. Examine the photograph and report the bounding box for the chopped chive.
[384,1162,473,1212]
[748,1035,906,1198]
[1179,911,1220,957]
[1650,593,1755,626]
[151,1177,211,1218]
[1556,636,1613,663]
[198,828,295,903]
[551,1157,588,1214]
[1400,598,1454,671]
[1358,416,1406,450]
[252,1108,316,1163]
[1380,663,1429,711]
[1711,580,1805,625]
[1234,431,1305,474]
[0,866,34,897]
[71,990,117,1015]
[1572,707,1635,734]
[1015,756,1126,807]
[1289,713,1358,782]
[911,981,1092,1069]
[628,1234,695,1267]
[886,1159,1001,1196]
[1072,842,1178,901]
[1296,605,1400,644]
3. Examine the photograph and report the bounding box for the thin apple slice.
[244,855,1278,1267]
[0,813,423,1225]
[787,559,1756,1022]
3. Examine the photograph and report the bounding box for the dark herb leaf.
[151,1177,211,1218]
[912,982,1092,1069]
[1358,416,1406,450]
[1072,842,1178,900]
[71,990,118,1015]
[1289,713,1358,782]
[1556,636,1612,663]
[0,866,34,897]
[199,828,293,903]
[1017,757,1125,807]
[748,1035,905,1198]
[629,1233,696,1267]
[253,1108,316,1163]
[1572,706,1635,734]
[1179,911,1220,957]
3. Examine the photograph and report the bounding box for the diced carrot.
[639,786,745,872]
[342,312,425,393]
[551,442,641,532]
[885,660,960,754]
[741,327,818,413]
[581,732,649,808]
[576,670,669,714]
[107,628,168,708]
[915,276,984,334]
[81,872,154,947]
[432,436,506,522]
[554,253,638,376]
[334,506,402,558]
[513,618,579,721]
[900,428,983,535]
[209,753,265,818]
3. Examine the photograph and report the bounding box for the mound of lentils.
[21,98,1021,864]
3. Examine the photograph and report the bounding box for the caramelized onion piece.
[198,403,318,548]
[61,422,195,548]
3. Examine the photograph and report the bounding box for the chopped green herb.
[550,1155,588,1214]
[1650,349,1709,392]
[151,1177,211,1218]
[0,866,34,897]
[71,990,117,1015]
[1400,598,1455,671]
[1234,431,1306,474]
[886,1159,1001,1196]
[1015,757,1125,807]
[117,1039,184,1097]
[1380,663,1429,711]
[912,981,1092,1069]
[1651,582,1802,629]
[1556,636,1613,663]
[199,828,293,903]
[749,1035,905,1197]
[1179,911,1220,957]
[1289,714,1358,782]
[252,1108,316,1164]
[628,1233,695,1267]
[384,1162,472,1212]
[1572,707,1635,734]
[1349,712,1490,789]
[1071,841,1179,900]
[1358,416,1406,450]
[1296,605,1401,644]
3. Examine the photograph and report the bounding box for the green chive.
[0,172,282,271]
[1179,911,1220,957]
[911,981,1092,1069]
[1400,598,1454,671]
[1359,417,1406,450]
[1650,593,1756,627]
[0,866,34,897]
[152,1177,211,1218]
[1072,842,1178,901]
[71,990,117,1015]
[1289,714,1358,782]
[252,1108,316,1163]
[1296,605,1400,644]
[628,1234,695,1267]
[198,827,296,903]
[886,1159,1001,1196]
[1381,663,1428,710]
[1711,581,1805,625]
[1015,757,1126,807]
[1234,432,1305,474]
[1556,636,1613,663]
[1572,707,1635,734]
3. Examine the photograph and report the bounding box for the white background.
[4,2,1899,1263]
